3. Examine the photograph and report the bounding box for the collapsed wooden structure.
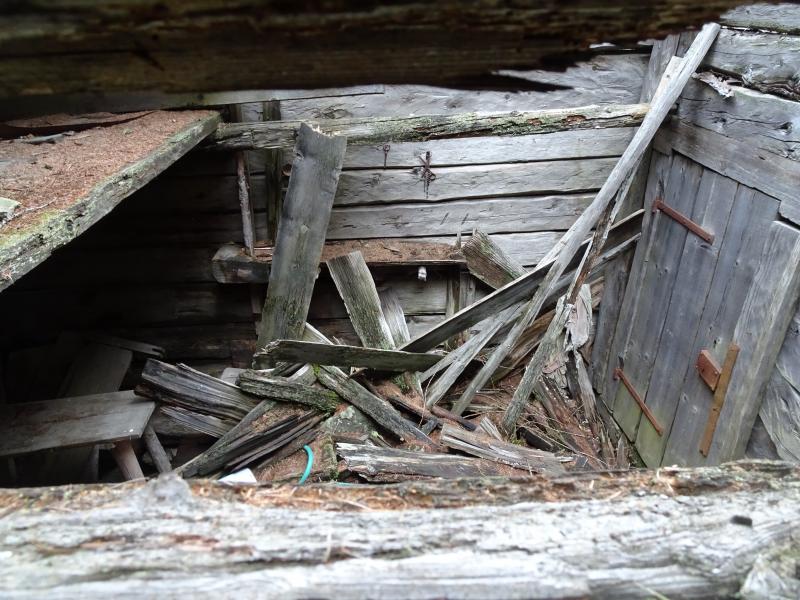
[2,2,800,597]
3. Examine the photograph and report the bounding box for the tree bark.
[0,462,798,598]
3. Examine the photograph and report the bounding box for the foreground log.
[0,462,797,598]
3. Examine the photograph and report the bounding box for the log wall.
[0,50,648,374]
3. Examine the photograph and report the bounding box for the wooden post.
[256,124,347,347]
[111,440,145,481]
[142,425,172,474]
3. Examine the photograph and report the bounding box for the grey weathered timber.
[634,169,737,466]
[602,152,673,414]
[678,80,800,163]
[614,156,704,440]
[662,188,779,466]
[316,366,432,444]
[235,369,339,413]
[328,192,595,235]
[655,118,800,237]
[110,440,145,481]
[0,112,220,292]
[721,3,800,33]
[0,391,154,457]
[142,425,172,474]
[1,462,797,598]
[706,221,800,463]
[211,105,648,151]
[279,54,647,121]
[137,359,259,422]
[702,28,800,100]
[253,340,441,373]
[379,290,411,348]
[463,229,527,289]
[0,85,385,120]
[440,423,566,476]
[256,124,347,347]
[158,405,234,439]
[639,35,680,105]
[0,1,744,99]
[337,442,520,481]
[326,251,395,350]
[401,26,720,356]
[338,127,635,169]
[235,151,255,256]
[499,299,571,434]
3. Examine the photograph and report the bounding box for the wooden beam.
[0,112,220,292]
[142,425,172,474]
[252,340,441,372]
[401,26,720,356]
[1,462,797,597]
[235,369,340,413]
[256,124,347,347]
[210,104,648,151]
[326,251,395,350]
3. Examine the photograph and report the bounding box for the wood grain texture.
[1,462,798,597]
[257,124,347,347]
[721,3,800,33]
[662,188,780,466]
[0,391,154,457]
[0,112,221,292]
[326,252,395,350]
[634,169,737,466]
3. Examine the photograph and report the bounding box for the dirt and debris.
[0,110,214,233]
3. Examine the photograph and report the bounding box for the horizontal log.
[0,462,797,597]
[721,3,800,33]
[252,340,442,372]
[210,104,649,151]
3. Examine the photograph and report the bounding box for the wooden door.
[605,150,800,466]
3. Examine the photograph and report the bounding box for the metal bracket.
[652,197,715,244]
[696,349,721,391]
[699,343,740,457]
[613,367,664,436]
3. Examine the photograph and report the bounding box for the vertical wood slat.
[706,220,800,463]
[662,189,779,466]
[613,155,703,440]
[263,99,283,245]
[327,251,395,350]
[634,169,737,466]
[603,152,673,411]
[256,124,347,347]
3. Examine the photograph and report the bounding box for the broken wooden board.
[211,105,647,151]
[252,340,442,372]
[136,359,258,422]
[0,391,154,457]
[440,423,567,476]
[257,124,347,346]
[0,111,220,292]
[236,369,339,413]
[337,442,524,481]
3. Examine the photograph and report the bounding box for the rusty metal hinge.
[699,343,740,457]
[613,367,664,436]
[652,197,715,244]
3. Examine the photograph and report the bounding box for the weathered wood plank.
[251,340,441,372]
[211,105,649,151]
[1,462,798,597]
[634,169,737,466]
[0,391,154,457]
[338,128,635,169]
[614,156,703,440]
[440,423,566,476]
[234,369,340,413]
[706,221,800,463]
[401,26,720,355]
[462,229,527,289]
[337,442,520,481]
[703,28,800,100]
[326,251,395,350]
[721,3,800,33]
[662,188,780,466]
[257,124,347,347]
[142,425,172,474]
[0,112,221,292]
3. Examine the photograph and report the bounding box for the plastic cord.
[298,445,314,485]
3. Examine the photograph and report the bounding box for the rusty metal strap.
[613,367,664,436]
[699,343,740,457]
[652,198,715,244]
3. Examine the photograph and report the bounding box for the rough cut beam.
[0,2,744,101]
[0,462,797,598]
[210,104,649,151]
